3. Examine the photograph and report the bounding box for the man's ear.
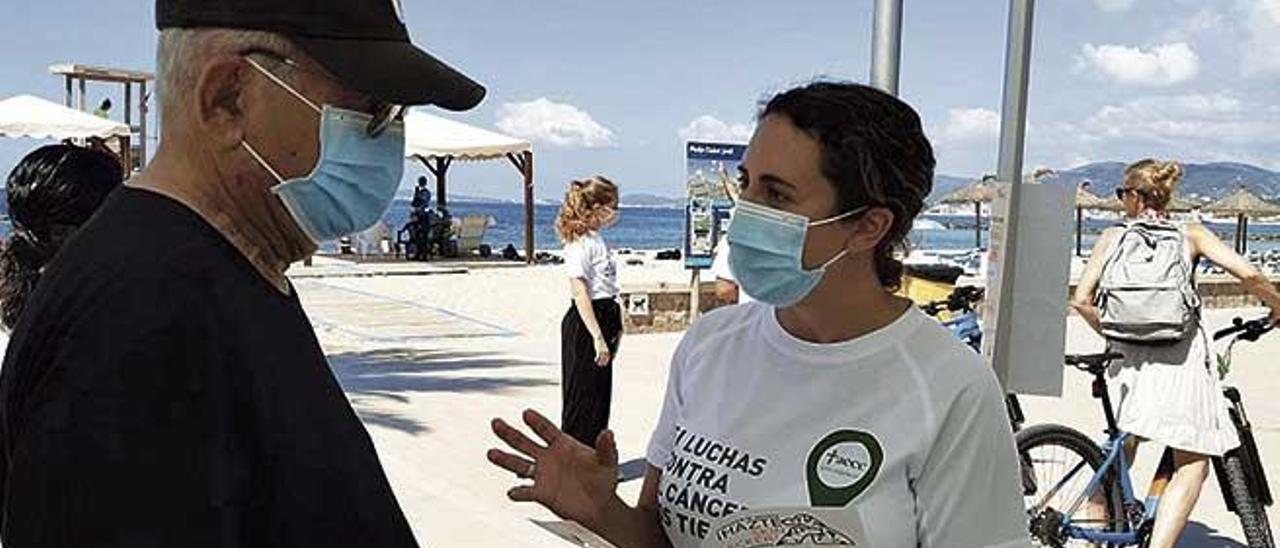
[194,55,249,149]
[846,207,895,254]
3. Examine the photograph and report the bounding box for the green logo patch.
[806,430,883,507]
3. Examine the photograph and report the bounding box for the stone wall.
[619,282,729,334]
[621,276,1280,334]
[1066,277,1280,310]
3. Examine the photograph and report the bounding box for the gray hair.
[155,28,302,128]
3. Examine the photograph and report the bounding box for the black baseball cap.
[156,0,486,110]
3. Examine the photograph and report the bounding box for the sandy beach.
[287,256,1278,547]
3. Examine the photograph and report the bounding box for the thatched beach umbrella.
[1203,187,1280,253]
[1074,182,1108,256]
[1093,193,1199,213]
[937,175,996,249]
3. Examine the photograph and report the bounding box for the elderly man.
[0,0,482,545]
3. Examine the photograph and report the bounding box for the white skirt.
[1108,330,1240,456]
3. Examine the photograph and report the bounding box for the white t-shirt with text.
[563,232,618,299]
[645,302,1029,548]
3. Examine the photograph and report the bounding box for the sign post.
[684,141,746,320]
[981,181,1074,395]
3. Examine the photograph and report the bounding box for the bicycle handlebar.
[919,286,985,317]
[1212,316,1274,342]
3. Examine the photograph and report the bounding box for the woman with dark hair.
[486,82,1027,547]
[0,144,123,330]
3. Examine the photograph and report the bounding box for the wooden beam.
[522,150,535,265]
[139,81,149,166]
[1075,207,1083,257]
[433,156,451,209]
[123,83,132,126]
[506,152,525,172]
[974,201,982,249]
[49,64,156,83]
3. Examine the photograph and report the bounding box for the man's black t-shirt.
[0,188,418,547]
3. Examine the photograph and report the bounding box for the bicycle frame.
[942,311,982,350]
[1055,432,1150,545]
[1030,316,1275,547]
[1041,364,1155,545]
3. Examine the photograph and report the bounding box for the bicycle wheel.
[1017,424,1128,546]
[1220,453,1275,548]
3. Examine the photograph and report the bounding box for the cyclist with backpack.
[1071,159,1280,548]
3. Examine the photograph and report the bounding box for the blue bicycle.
[919,286,1026,432]
[1019,317,1275,547]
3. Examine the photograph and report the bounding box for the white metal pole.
[990,0,1036,389]
[871,0,904,95]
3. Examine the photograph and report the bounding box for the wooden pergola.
[403,111,535,263]
[49,63,154,171]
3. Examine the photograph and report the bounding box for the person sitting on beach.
[710,233,746,304]
[555,176,622,446]
[486,81,1028,547]
[0,0,484,545]
[1071,159,1280,548]
[0,144,123,332]
[412,175,432,213]
[710,173,752,305]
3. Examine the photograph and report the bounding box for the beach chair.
[455,214,490,257]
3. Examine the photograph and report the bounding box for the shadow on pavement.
[1176,521,1245,547]
[329,347,556,434]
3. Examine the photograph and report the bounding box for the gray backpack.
[1095,221,1200,344]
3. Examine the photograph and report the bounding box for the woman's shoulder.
[1099,225,1127,240]
[568,231,608,248]
[679,302,763,353]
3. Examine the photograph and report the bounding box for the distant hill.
[1055,162,1280,201]
[392,192,527,206]
[621,193,683,208]
[927,162,1280,204]
[929,174,973,202]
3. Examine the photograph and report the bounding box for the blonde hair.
[1123,158,1184,211]
[555,176,619,243]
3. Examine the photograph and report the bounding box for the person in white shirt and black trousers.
[555,176,622,446]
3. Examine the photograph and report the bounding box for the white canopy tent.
[405,110,530,161]
[0,94,130,140]
[403,110,536,263]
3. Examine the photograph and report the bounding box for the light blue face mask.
[727,199,867,307]
[241,58,406,243]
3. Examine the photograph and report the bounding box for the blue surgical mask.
[727,199,866,307]
[241,58,406,243]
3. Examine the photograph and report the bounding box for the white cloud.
[678,115,753,143]
[1078,42,1199,86]
[939,89,1280,175]
[1242,0,1280,75]
[1024,92,1280,171]
[1161,7,1225,41]
[495,98,616,148]
[1093,0,1137,12]
[937,108,1001,143]
[1080,93,1262,143]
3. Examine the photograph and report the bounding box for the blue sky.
[3,0,1278,201]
